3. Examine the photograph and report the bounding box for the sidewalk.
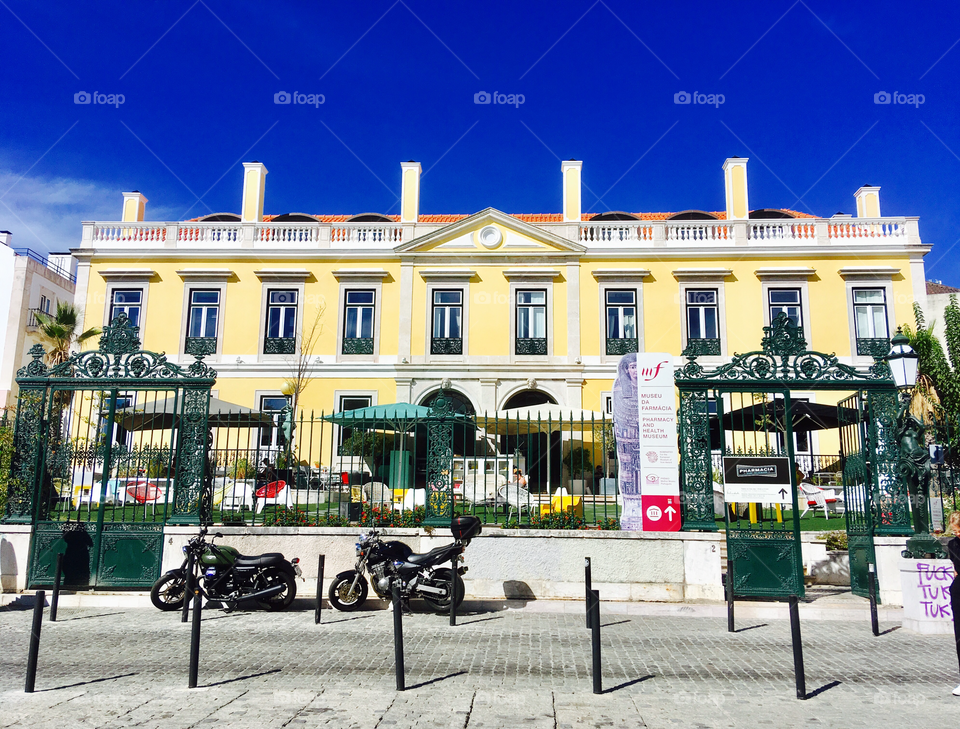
[0,595,951,728]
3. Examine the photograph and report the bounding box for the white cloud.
[0,169,178,254]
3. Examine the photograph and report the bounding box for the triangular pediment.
[395,208,586,255]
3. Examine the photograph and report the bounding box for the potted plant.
[562,446,594,495]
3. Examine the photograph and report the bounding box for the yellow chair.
[392,489,408,504]
[540,495,584,518]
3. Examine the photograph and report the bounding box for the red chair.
[255,480,292,512]
[126,481,162,504]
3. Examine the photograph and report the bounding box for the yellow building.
[71,157,929,467]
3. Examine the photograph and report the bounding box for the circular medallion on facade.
[477,225,503,249]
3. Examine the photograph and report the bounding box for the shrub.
[229,458,253,479]
[360,504,425,527]
[262,506,315,526]
[817,530,848,551]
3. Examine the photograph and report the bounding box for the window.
[187,290,219,340]
[337,394,372,446]
[853,288,889,357]
[605,290,637,355]
[259,395,290,449]
[264,290,297,354]
[431,290,462,354]
[685,290,719,354]
[516,290,546,354]
[343,290,375,354]
[768,289,802,328]
[110,290,142,326]
[39,295,51,314]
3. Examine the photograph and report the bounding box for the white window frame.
[852,288,889,339]
[176,270,232,361]
[755,269,815,348]
[504,269,559,364]
[333,269,388,363]
[839,268,898,364]
[108,288,144,327]
[254,270,309,363]
[674,269,730,358]
[419,269,474,364]
[593,269,649,364]
[343,289,376,341]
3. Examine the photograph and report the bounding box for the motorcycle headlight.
[182,546,188,554]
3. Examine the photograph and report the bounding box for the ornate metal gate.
[677,314,902,600]
[4,315,215,589]
[424,393,457,526]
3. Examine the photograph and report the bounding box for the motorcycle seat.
[234,553,286,568]
[405,544,460,566]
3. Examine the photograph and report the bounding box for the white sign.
[721,456,792,504]
[722,483,793,504]
[636,353,681,522]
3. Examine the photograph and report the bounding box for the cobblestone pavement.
[0,601,956,728]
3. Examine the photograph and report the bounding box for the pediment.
[395,208,585,255]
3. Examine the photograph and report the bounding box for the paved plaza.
[0,597,956,728]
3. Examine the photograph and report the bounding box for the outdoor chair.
[498,482,533,522]
[394,488,426,512]
[255,480,293,513]
[799,482,841,518]
[362,481,393,506]
[218,481,253,511]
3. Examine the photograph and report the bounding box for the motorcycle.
[150,527,302,612]
[328,516,482,613]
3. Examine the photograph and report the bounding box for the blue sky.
[1,1,959,285]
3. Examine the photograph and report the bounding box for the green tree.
[32,302,101,365]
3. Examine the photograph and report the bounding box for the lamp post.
[886,329,945,558]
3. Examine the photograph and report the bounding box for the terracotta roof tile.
[927,280,960,295]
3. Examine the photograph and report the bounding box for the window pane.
[607,308,620,338]
[114,290,141,304]
[704,308,718,339]
[533,307,546,337]
[347,291,374,305]
[189,308,203,337]
[623,308,636,338]
[261,397,288,412]
[687,290,715,305]
[687,308,702,339]
[518,291,533,305]
[267,309,281,338]
[270,290,296,305]
[854,289,884,304]
[433,307,444,337]
[607,290,635,305]
[449,308,461,338]
[871,307,887,338]
[282,307,296,338]
[192,291,219,305]
[360,308,373,338]
[204,307,218,336]
[769,290,800,304]
[855,307,870,338]
[345,308,358,337]
[518,308,530,338]
[435,291,461,304]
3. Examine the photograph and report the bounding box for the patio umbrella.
[715,400,859,434]
[116,396,275,431]
[323,403,474,485]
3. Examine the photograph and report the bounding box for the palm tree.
[32,302,101,365]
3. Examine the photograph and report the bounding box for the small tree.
[904,296,960,419]
[32,302,101,365]
[281,299,325,420]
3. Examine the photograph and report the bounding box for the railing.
[177,223,242,244]
[605,337,638,356]
[90,224,167,245]
[256,223,323,244]
[829,218,906,240]
[431,337,463,355]
[201,407,621,528]
[516,337,547,355]
[330,222,403,245]
[683,338,721,356]
[263,337,296,354]
[856,337,890,358]
[747,221,817,241]
[666,221,730,242]
[342,337,374,355]
[579,222,655,243]
[26,307,47,329]
[12,248,77,282]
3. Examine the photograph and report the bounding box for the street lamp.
[885,329,945,558]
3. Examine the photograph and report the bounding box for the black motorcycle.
[150,527,302,612]
[328,516,482,613]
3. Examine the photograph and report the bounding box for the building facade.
[0,232,77,408]
[71,158,929,458]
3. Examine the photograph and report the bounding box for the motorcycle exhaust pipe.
[233,584,286,604]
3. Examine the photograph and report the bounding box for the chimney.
[121,191,147,222]
[722,157,749,220]
[855,185,881,218]
[241,161,269,222]
[400,161,421,223]
[561,160,582,223]
[0,230,11,248]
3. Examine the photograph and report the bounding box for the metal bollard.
[50,553,64,623]
[788,595,806,700]
[24,590,45,693]
[450,554,457,627]
[315,554,325,625]
[188,588,202,689]
[584,557,592,629]
[726,558,735,633]
[868,563,879,637]
[589,589,602,694]
[392,581,405,691]
[181,552,195,624]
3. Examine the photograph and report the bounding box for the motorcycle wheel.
[255,567,297,611]
[328,574,368,611]
[150,571,186,611]
[420,569,465,614]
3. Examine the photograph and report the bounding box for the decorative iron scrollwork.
[678,389,716,531]
[605,338,638,356]
[857,337,891,359]
[99,313,141,355]
[341,337,373,355]
[681,338,721,357]
[761,313,806,357]
[264,337,296,355]
[185,337,217,357]
[425,394,455,523]
[431,337,463,355]
[515,338,547,356]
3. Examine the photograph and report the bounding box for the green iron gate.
[4,315,215,589]
[677,313,903,600]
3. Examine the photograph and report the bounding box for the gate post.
[677,387,717,531]
[169,386,213,526]
[424,393,455,526]
[3,351,49,524]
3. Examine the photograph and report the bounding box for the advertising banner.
[722,456,792,504]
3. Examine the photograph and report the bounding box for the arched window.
[346,213,394,223]
[589,212,640,222]
[666,210,718,221]
[198,213,241,222]
[271,213,320,223]
[749,209,796,219]
[502,390,557,410]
